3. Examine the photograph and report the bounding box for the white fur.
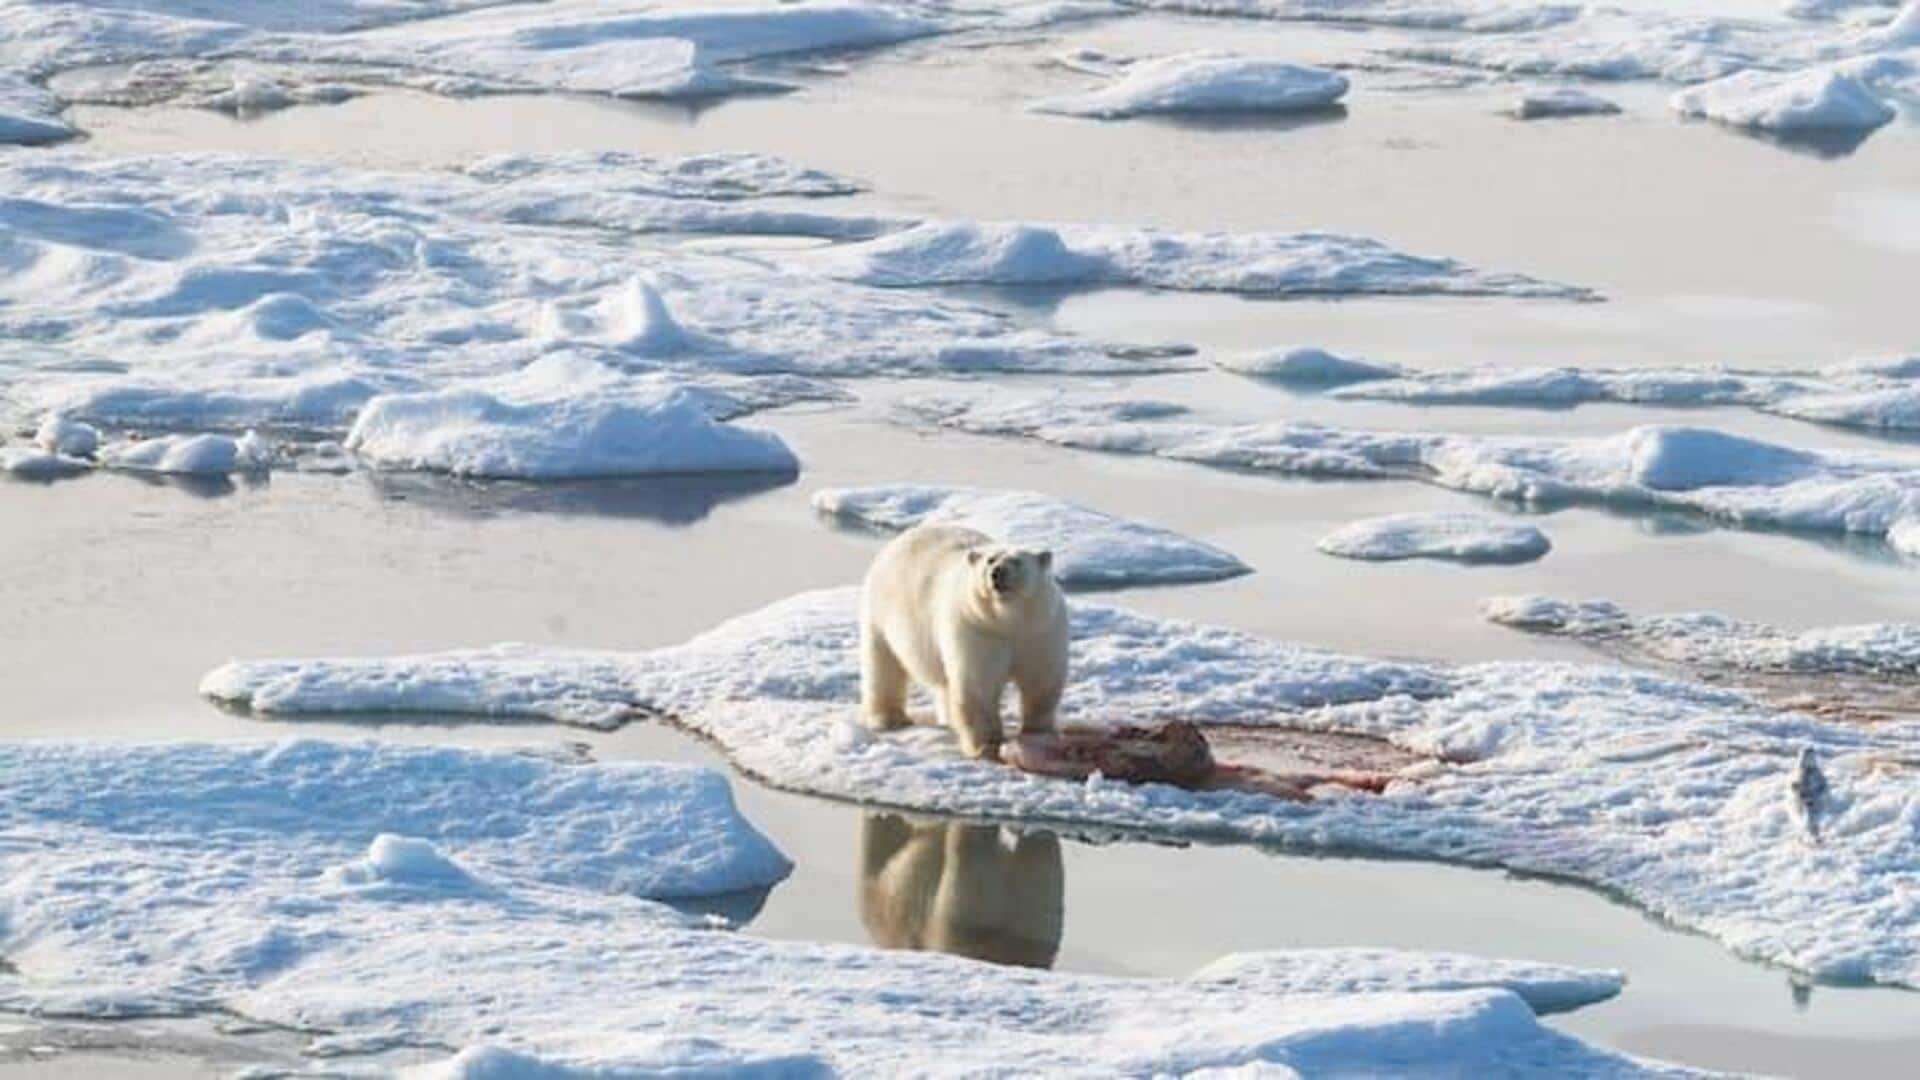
[859,524,1069,758]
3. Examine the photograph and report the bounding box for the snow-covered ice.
[1771,385,1920,430]
[1508,87,1624,119]
[1215,345,1403,386]
[0,152,1183,459]
[1127,0,1584,33]
[1891,517,1920,556]
[812,484,1251,587]
[0,73,74,144]
[0,740,1686,1074]
[1672,67,1896,131]
[1331,365,1811,408]
[803,220,1591,297]
[1319,512,1552,564]
[905,394,1920,546]
[204,587,1920,988]
[345,383,799,479]
[0,739,792,1017]
[1033,52,1349,118]
[33,413,98,457]
[1485,595,1920,678]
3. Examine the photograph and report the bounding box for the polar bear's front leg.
[944,654,1010,760]
[1013,635,1067,735]
[860,622,912,732]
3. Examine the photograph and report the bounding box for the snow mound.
[1386,8,1789,83]
[905,395,1920,545]
[205,587,1920,988]
[1318,513,1552,564]
[1486,595,1920,678]
[0,739,791,1017]
[1033,52,1348,118]
[0,74,74,144]
[34,414,99,457]
[99,431,272,476]
[813,484,1251,587]
[806,221,1591,298]
[1215,346,1402,386]
[1673,67,1896,131]
[1892,517,1920,556]
[344,383,797,479]
[1508,87,1623,119]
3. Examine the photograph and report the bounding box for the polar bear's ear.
[1035,549,1053,571]
[966,548,985,566]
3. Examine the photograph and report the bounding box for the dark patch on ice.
[364,469,794,526]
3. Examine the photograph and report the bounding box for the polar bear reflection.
[859,813,1064,969]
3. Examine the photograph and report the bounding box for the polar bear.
[860,524,1069,759]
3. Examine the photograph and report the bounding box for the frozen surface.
[1215,345,1403,386]
[1892,517,1920,556]
[208,587,1920,989]
[1508,87,1624,119]
[905,395,1920,546]
[1318,512,1551,564]
[0,742,1671,1074]
[1128,0,1584,33]
[1033,52,1349,118]
[1672,67,1896,130]
[1771,385,1920,430]
[1332,365,1812,408]
[803,221,1591,297]
[0,73,73,143]
[0,739,792,1016]
[1485,595,1920,678]
[812,484,1251,587]
[0,152,1175,450]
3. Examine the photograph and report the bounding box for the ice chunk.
[906,395,1920,545]
[1128,0,1583,33]
[34,414,99,457]
[461,150,863,200]
[1216,346,1402,386]
[1507,87,1623,119]
[207,587,1920,988]
[99,430,272,475]
[1318,513,1551,564]
[344,384,798,479]
[1672,67,1896,131]
[0,447,92,479]
[807,221,1591,298]
[1769,385,1920,430]
[1333,365,1808,408]
[0,74,74,145]
[332,834,480,890]
[813,484,1250,587]
[1486,594,1920,678]
[1033,52,1348,118]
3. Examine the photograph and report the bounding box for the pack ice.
[904,394,1920,549]
[1,742,1689,1073]
[206,587,1920,990]
[813,484,1251,587]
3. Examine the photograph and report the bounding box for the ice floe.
[0,151,1179,456]
[803,221,1590,297]
[1215,345,1404,386]
[1672,66,1896,131]
[0,73,73,144]
[1330,365,1811,408]
[1318,512,1551,564]
[1507,86,1623,119]
[206,586,1920,989]
[812,484,1250,587]
[1485,595,1920,678]
[1127,0,1583,33]
[1032,52,1349,118]
[345,383,798,479]
[33,413,97,457]
[1891,517,1920,555]
[903,395,1920,545]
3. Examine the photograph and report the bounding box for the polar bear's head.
[967,545,1054,601]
